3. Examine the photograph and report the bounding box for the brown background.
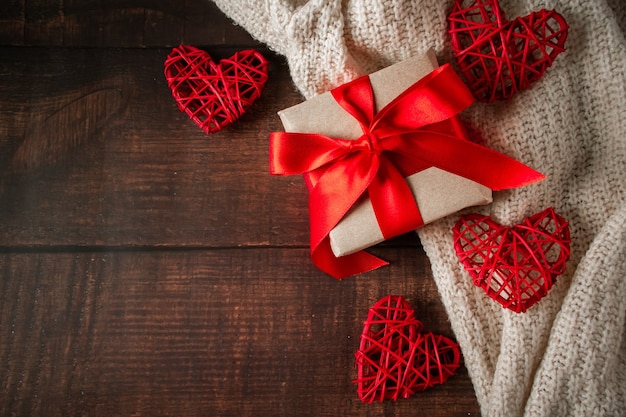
[0,1,480,416]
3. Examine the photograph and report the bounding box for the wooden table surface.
[0,1,480,416]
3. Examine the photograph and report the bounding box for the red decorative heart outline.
[448,0,569,102]
[164,45,269,134]
[355,295,461,403]
[452,207,571,313]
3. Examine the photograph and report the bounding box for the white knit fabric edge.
[211,1,626,415]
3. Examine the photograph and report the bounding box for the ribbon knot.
[270,64,545,279]
[351,133,381,154]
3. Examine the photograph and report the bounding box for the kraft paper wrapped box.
[276,50,493,257]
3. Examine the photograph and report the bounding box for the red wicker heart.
[448,0,569,102]
[355,295,461,403]
[164,45,269,133]
[453,207,571,313]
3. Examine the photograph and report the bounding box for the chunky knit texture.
[211,1,626,415]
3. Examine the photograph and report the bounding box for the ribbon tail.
[305,153,383,279]
[308,153,379,250]
[312,237,388,280]
[308,156,427,279]
[442,138,545,190]
[394,132,545,190]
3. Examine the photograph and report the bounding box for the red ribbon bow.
[270,64,544,279]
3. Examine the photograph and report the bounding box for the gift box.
[278,50,493,256]
[270,49,544,279]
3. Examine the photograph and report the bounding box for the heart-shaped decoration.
[448,0,569,102]
[453,207,571,313]
[164,45,269,133]
[354,295,461,403]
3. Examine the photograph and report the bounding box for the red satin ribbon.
[270,64,544,279]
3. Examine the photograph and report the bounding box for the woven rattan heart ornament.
[355,295,461,403]
[448,0,569,102]
[453,207,570,313]
[164,45,269,133]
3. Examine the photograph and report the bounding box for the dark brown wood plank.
[0,0,24,45]
[0,0,258,47]
[0,46,313,247]
[23,0,64,45]
[0,248,480,417]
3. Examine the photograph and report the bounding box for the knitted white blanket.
[211,1,626,415]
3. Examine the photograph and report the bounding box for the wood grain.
[0,47,310,247]
[0,250,478,417]
[1,0,258,47]
[0,1,481,415]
